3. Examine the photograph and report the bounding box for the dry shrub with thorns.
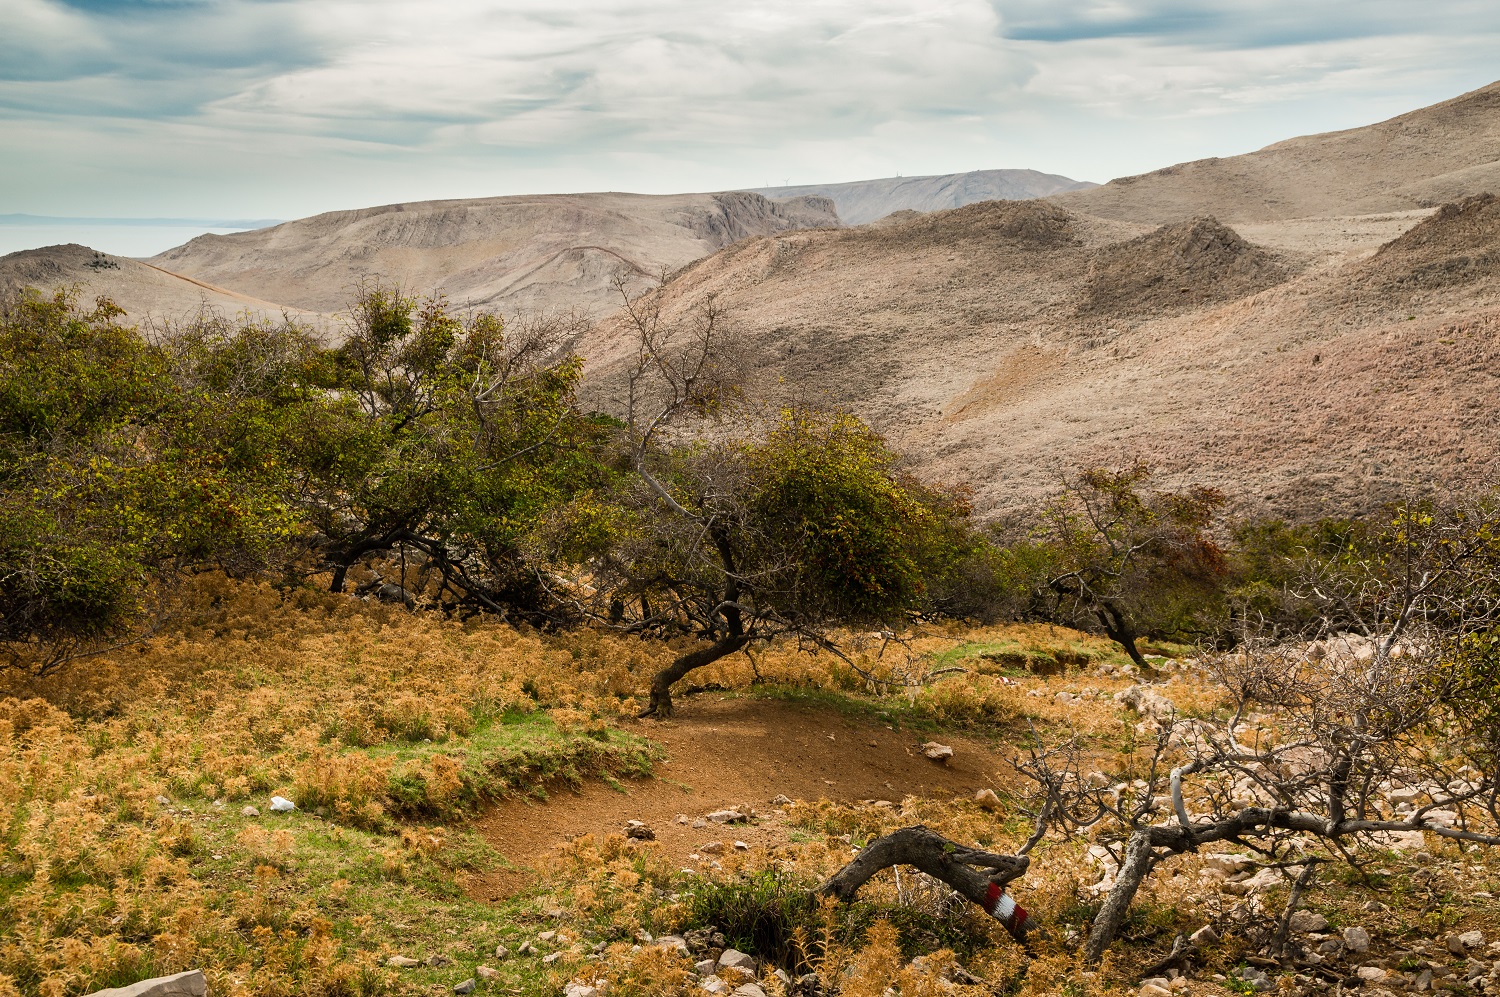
[1006,499,1500,963]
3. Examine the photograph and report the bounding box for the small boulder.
[707,809,748,823]
[427,954,455,968]
[542,952,564,964]
[1114,685,1175,720]
[718,948,756,972]
[1448,930,1485,955]
[85,970,208,997]
[453,980,476,996]
[733,841,749,851]
[1189,925,1219,945]
[696,958,717,975]
[385,955,419,968]
[475,966,500,980]
[770,794,793,806]
[654,935,690,956]
[626,821,656,841]
[700,841,726,854]
[1289,910,1329,933]
[240,806,261,818]
[1140,985,1173,997]
[494,944,510,959]
[921,741,954,762]
[155,795,171,806]
[1201,853,1255,875]
[1235,966,1272,992]
[1343,926,1371,953]
[1356,967,1388,983]
[732,986,767,997]
[974,788,1003,811]
[563,985,599,997]
[1240,866,1287,892]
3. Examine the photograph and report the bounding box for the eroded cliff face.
[685,193,840,250]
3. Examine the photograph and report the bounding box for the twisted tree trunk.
[1083,830,1156,965]
[640,633,751,717]
[819,826,1036,941]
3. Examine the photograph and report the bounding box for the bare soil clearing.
[466,695,1008,899]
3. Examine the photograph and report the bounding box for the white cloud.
[1,0,1497,217]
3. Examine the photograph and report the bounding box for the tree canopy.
[545,407,972,714]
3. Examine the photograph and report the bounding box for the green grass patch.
[297,710,662,824]
[739,684,945,734]
[933,635,1132,677]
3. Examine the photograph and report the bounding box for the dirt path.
[466,695,1009,899]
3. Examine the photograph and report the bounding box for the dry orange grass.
[0,576,1262,996]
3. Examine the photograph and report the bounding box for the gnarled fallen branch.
[818,825,1037,941]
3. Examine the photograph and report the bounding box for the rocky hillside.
[577,190,1498,519]
[0,243,324,328]
[1076,217,1290,318]
[1054,80,1500,224]
[148,191,840,316]
[749,168,1097,225]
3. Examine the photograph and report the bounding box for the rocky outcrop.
[685,192,839,249]
[1078,217,1290,316]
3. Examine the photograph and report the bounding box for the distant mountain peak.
[745,168,1098,225]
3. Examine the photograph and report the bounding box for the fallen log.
[817,825,1037,941]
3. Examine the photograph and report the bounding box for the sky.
[3,0,1500,223]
